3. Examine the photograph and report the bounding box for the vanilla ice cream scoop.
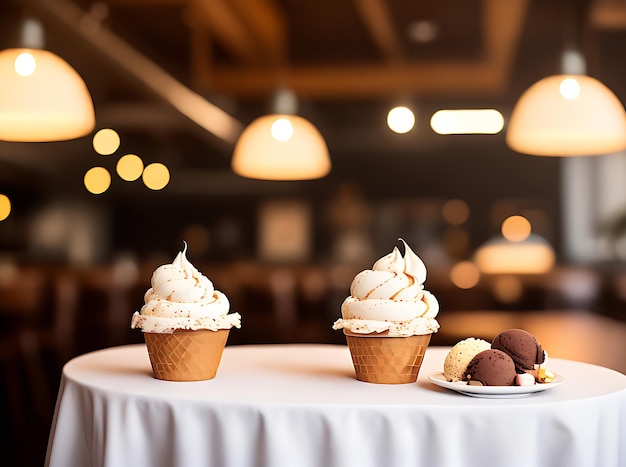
[443,338,492,382]
[332,239,439,336]
[131,243,241,333]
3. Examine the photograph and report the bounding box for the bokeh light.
[270,118,294,142]
[84,167,111,194]
[475,235,555,274]
[387,106,415,134]
[442,199,470,225]
[430,109,504,134]
[492,275,524,303]
[116,154,144,181]
[142,163,170,190]
[0,194,11,221]
[450,261,481,289]
[559,78,581,100]
[501,215,532,242]
[407,20,439,43]
[93,128,120,155]
[14,52,36,76]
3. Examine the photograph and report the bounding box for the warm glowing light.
[506,74,626,156]
[559,78,581,100]
[387,106,415,134]
[492,276,523,303]
[450,261,481,289]
[0,194,11,221]
[270,118,294,141]
[84,167,111,194]
[407,20,439,43]
[0,48,95,142]
[442,199,470,225]
[501,215,532,242]
[116,154,144,181]
[93,128,120,155]
[14,52,36,76]
[142,163,170,190]
[474,234,555,274]
[232,114,331,180]
[430,109,504,134]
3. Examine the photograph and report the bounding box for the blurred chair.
[0,264,48,433]
[542,266,601,310]
[0,264,81,436]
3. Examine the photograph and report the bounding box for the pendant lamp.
[232,114,330,180]
[231,89,331,180]
[0,47,95,142]
[506,74,626,156]
[506,0,626,157]
[474,233,556,275]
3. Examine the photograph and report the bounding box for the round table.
[45,344,626,467]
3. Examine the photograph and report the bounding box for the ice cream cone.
[144,329,230,381]
[344,332,432,384]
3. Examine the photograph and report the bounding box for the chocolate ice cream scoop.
[492,329,545,372]
[463,349,517,386]
[491,329,544,373]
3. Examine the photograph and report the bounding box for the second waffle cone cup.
[144,329,230,381]
[345,332,432,384]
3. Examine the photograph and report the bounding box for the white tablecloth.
[45,344,626,467]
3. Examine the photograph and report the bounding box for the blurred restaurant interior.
[3,0,626,465]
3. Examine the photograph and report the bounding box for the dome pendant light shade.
[506,74,626,156]
[0,48,95,142]
[232,114,331,180]
[474,234,556,275]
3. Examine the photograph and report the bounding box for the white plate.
[427,372,565,398]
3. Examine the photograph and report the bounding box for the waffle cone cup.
[344,332,432,384]
[144,329,230,381]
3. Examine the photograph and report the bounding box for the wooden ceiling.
[181,0,526,99]
[28,0,528,100]
[5,0,626,130]
[2,0,626,191]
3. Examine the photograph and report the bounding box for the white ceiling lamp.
[506,73,626,156]
[474,215,555,275]
[506,2,626,157]
[232,89,331,180]
[387,106,415,134]
[474,234,556,275]
[430,109,504,135]
[0,19,95,142]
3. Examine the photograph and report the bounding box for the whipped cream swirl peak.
[372,239,427,284]
[333,239,439,337]
[150,241,214,304]
[131,242,241,333]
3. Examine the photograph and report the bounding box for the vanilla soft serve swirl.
[332,239,439,336]
[131,243,241,333]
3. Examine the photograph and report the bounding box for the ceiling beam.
[93,0,185,5]
[188,19,213,92]
[188,0,262,65]
[185,0,286,91]
[353,0,405,63]
[208,62,505,99]
[104,0,287,64]
[209,0,528,98]
[22,0,244,144]
[482,0,527,76]
[227,0,287,65]
[590,0,626,29]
